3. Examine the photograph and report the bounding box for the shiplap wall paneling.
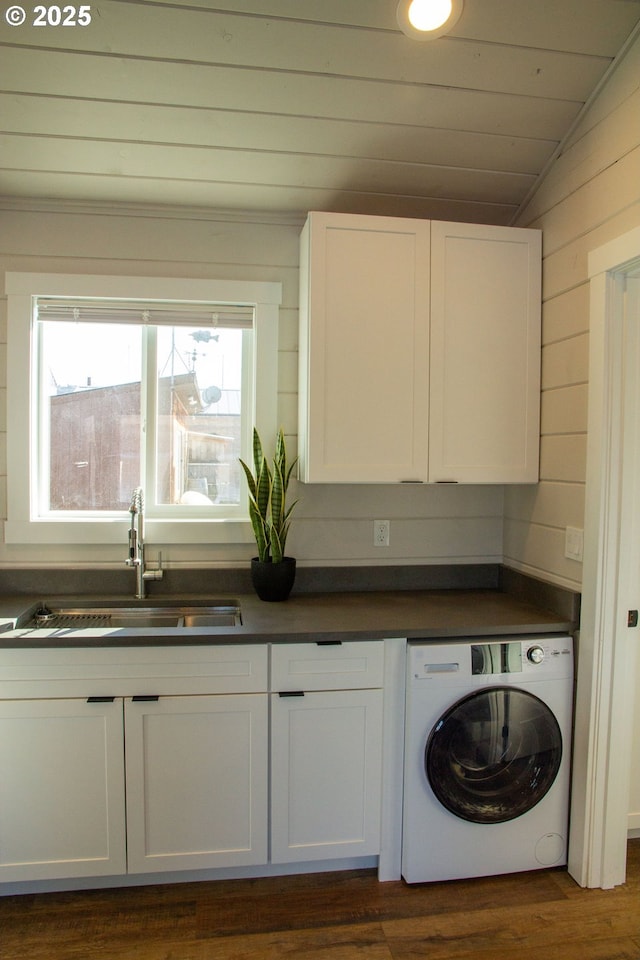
[506,32,640,588]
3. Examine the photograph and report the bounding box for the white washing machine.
[402,635,573,884]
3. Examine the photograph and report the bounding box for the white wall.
[506,32,640,590]
[631,646,640,835]
[0,203,503,570]
[13,23,638,577]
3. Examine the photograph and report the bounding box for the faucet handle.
[143,568,164,583]
[143,551,163,583]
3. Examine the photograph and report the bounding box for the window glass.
[42,321,142,512]
[38,314,247,517]
[154,325,244,508]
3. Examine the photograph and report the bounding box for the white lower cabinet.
[270,688,383,863]
[125,694,268,873]
[270,640,384,864]
[0,697,127,882]
[0,643,270,884]
[0,693,269,883]
[0,640,385,886]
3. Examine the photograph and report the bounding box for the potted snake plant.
[239,427,298,601]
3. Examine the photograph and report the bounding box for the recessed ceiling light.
[396,0,463,40]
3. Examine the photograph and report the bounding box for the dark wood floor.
[1,841,639,960]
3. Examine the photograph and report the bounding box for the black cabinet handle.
[316,640,342,646]
[132,695,160,702]
[87,696,115,703]
[278,691,305,698]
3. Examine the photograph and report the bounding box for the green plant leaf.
[285,456,298,488]
[249,499,268,561]
[255,459,271,522]
[252,427,264,477]
[271,525,283,564]
[238,458,257,501]
[283,500,298,523]
[271,459,284,528]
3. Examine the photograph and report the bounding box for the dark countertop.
[0,588,575,648]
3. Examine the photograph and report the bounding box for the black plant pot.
[250,557,296,602]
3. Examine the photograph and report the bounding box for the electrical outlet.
[373,519,390,547]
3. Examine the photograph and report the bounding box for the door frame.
[569,226,640,888]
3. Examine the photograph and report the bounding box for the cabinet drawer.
[271,641,383,691]
[0,644,269,698]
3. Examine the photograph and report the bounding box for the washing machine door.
[425,687,562,824]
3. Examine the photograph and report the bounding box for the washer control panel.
[409,635,573,683]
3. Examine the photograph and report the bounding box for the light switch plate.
[565,526,584,562]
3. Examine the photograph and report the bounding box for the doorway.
[570,226,640,888]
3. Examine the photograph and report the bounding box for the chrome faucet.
[126,486,163,599]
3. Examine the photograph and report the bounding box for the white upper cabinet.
[298,212,541,484]
[298,212,431,483]
[429,221,541,483]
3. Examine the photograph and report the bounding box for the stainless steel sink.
[22,600,242,631]
[180,613,240,628]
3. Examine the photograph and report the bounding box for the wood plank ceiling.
[1,0,639,225]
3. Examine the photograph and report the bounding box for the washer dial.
[527,645,545,664]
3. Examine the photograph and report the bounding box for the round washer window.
[425,687,562,824]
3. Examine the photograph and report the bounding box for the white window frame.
[5,273,281,545]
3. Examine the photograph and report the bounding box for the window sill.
[3,518,256,546]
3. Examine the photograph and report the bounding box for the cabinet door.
[271,688,383,863]
[0,698,126,882]
[429,221,541,482]
[299,212,430,482]
[125,694,268,873]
